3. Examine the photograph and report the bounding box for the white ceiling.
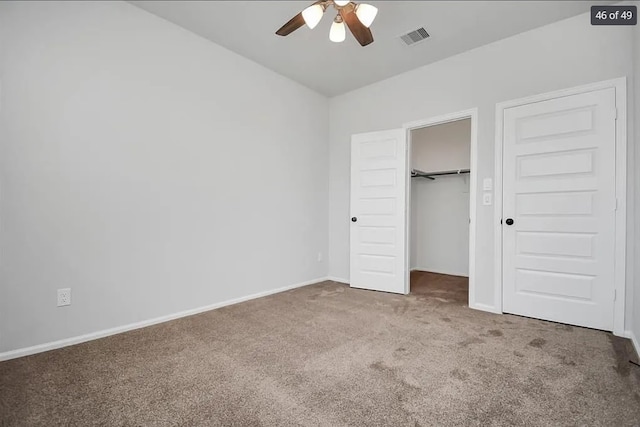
[131,1,609,97]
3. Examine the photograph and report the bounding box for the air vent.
[400,27,430,46]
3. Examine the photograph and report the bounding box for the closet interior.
[409,118,471,303]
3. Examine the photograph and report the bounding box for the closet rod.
[411,168,470,180]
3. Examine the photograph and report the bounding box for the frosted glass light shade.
[355,3,378,27]
[302,4,324,29]
[329,21,346,42]
[334,0,350,6]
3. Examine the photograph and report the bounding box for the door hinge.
[613,108,618,120]
[614,198,618,211]
[614,289,617,301]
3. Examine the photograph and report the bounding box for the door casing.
[494,77,628,336]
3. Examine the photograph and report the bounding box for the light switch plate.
[483,193,492,206]
[483,178,493,191]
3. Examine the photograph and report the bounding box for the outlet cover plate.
[57,288,71,307]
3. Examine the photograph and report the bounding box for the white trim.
[624,330,640,359]
[494,100,505,313]
[0,276,329,362]
[494,77,627,335]
[404,128,412,295]
[403,109,477,130]
[327,276,349,284]
[403,108,479,308]
[612,81,627,336]
[469,109,479,311]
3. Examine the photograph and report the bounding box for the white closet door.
[502,87,617,331]
[350,129,408,294]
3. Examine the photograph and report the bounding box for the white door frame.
[403,108,479,307]
[494,77,627,336]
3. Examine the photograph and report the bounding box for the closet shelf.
[411,168,470,180]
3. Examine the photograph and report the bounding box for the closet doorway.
[405,110,477,305]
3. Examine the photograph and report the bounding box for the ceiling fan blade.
[340,6,374,46]
[276,1,326,36]
[276,12,305,36]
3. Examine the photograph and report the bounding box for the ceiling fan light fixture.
[329,17,346,42]
[355,3,378,28]
[302,4,324,29]
[276,0,374,46]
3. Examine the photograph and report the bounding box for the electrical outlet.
[317,252,323,262]
[57,288,71,307]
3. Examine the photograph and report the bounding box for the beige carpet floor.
[1,272,640,426]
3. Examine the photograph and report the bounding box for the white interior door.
[502,87,617,331]
[350,129,408,294]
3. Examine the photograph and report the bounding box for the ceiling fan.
[276,1,378,46]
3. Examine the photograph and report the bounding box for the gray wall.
[0,1,329,354]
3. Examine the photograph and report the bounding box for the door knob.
[351,217,358,222]
[505,218,514,226]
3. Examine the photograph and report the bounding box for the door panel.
[350,129,407,294]
[502,88,616,331]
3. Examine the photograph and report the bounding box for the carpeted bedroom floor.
[1,272,639,426]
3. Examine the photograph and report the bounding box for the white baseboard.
[327,276,349,284]
[0,276,328,362]
[624,330,640,359]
